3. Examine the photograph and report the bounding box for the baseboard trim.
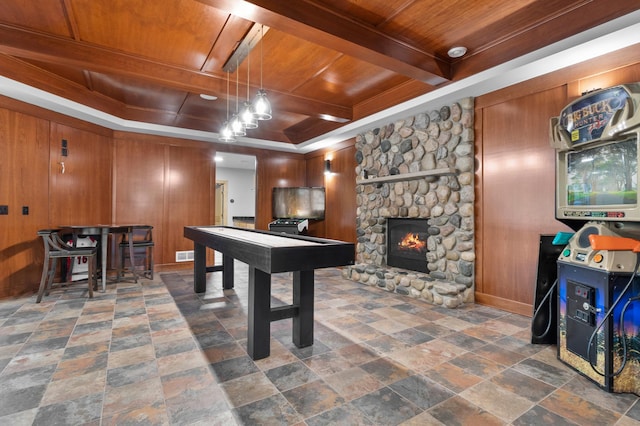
[155,263,193,272]
[474,292,533,317]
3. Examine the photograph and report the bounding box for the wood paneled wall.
[304,145,357,243]
[113,137,166,264]
[163,145,215,260]
[475,48,640,315]
[328,145,357,243]
[0,110,49,297]
[49,123,113,226]
[475,87,571,314]
[0,98,316,298]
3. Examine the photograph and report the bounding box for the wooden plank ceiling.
[0,0,637,147]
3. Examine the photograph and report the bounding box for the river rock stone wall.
[342,97,475,308]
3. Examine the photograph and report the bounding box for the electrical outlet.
[0,205,8,215]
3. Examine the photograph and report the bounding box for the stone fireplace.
[342,98,475,308]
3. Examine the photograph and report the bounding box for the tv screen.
[272,187,325,220]
[566,139,637,206]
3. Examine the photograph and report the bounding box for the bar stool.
[36,229,98,303]
[117,225,154,281]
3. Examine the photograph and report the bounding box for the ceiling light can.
[447,46,467,58]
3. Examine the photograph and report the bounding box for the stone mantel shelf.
[356,168,457,185]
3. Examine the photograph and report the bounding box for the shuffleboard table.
[183,226,355,360]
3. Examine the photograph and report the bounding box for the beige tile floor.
[0,264,638,425]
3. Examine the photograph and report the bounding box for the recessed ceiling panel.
[0,2,72,36]
[68,0,228,69]
[89,72,189,112]
[295,55,411,104]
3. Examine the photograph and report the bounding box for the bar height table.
[60,224,140,291]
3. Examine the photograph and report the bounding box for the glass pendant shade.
[252,89,272,120]
[218,69,236,142]
[230,114,246,136]
[219,121,236,142]
[240,102,258,129]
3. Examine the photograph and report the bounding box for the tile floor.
[0,263,639,425]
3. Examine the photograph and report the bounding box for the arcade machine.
[550,84,640,394]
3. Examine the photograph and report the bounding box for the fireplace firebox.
[386,218,428,273]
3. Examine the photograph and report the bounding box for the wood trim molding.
[475,292,533,317]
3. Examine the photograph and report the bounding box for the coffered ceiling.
[0,1,638,152]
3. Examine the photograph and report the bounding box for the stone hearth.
[342,98,475,308]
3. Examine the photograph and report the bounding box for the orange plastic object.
[593,253,604,263]
[589,234,640,252]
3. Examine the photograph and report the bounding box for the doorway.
[215,181,228,225]
[214,152,257,229]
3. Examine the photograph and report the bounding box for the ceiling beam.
[0,24,220,95]
[194,0,451,86]
[0,23,351,122]
[222,23,269,72]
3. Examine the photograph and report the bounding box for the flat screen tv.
[272,187,325,220]
[556,136,640,224]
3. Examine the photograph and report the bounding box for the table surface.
[60,224,144,232]
[185,225,355,274]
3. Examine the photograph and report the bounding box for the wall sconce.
[324,159,331,175]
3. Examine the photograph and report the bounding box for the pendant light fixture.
[252,25,272,120]
[230,59,246,137]
[220,23,270,138]
[240,48,258,129]
[218,70,235,142]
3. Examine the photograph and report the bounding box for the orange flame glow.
[397,233,426,251]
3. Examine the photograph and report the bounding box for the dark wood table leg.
[247,266,271,360]
[100,230,108,291]
[222,253,234,289]
[193,242,206,293]
[293,270,314,348]
[126,228,138,283]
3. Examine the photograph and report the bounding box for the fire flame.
[397,233,426,251]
